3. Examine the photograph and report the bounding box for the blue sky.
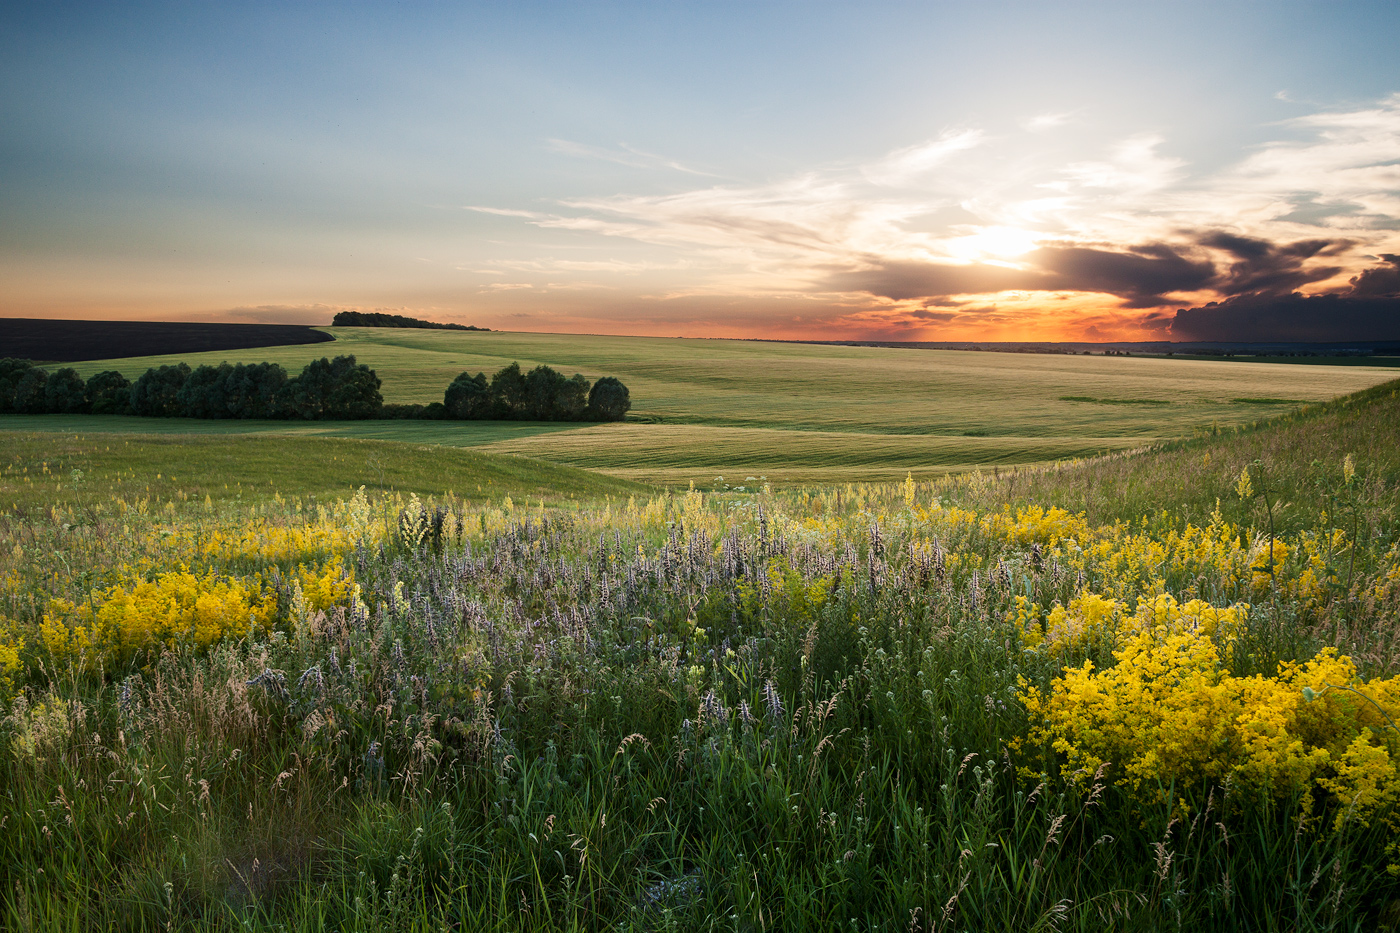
[3,1,1399,340]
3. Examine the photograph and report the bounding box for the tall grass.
[938,379,1400,532]
[2,385,1400,930]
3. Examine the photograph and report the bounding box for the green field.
[0,431,646,513]
[17,328,1397,483]
[5,382,1400,929]
[477,423,1153,485]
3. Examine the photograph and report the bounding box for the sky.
[2,1,1399,342]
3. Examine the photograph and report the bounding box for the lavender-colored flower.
[763,679,786,723]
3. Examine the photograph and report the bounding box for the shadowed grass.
[0,414,583,447]
[0,430,648,513]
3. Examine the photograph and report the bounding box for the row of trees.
[331,311,489,331]
[0,356,382,420]
[443,363,629,421]
[0,358,631,422]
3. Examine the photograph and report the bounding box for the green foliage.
[10,353,628,427]
[84,370,131,415]
[443,371,491,419]
[0,362,126,416]
[588,375,631,422]
[12,357,385,422]
[520,366,581,420]
[177,361,289,419]
[332,310,489,330]
[490,361,527,416]
[279,355,383,420]
[10,366,48,414]
[0,359,36,413]
[129,362,191,417]
[441,363,622,422]
[42,368,88,414]
[380,402,447,420]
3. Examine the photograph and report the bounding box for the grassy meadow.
[2,372,1400,930]
[0,431,645,515]
[24,327,1393,485]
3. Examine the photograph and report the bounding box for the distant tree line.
[439,363,629,421]
[0,356,383,420]
[0,358,629,422]
[331,311,489,331]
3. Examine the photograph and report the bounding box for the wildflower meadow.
[2,381,1400,931]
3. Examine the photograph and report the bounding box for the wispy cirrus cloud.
[546,139,717,176]
[1025,110,1079,132]
[860,129,984,187]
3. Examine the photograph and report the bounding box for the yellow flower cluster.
[1023,630,1400,827]
[196,520,360,566]
[40,571,275,672]
[985,505,1091,547]
[1075,514,1248,599]
[1249,539,1291,594]
[0,617,22,700]
[295,557,355,614]
[1013,591,1248,656]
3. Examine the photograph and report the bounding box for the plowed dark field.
[0,318,333,362]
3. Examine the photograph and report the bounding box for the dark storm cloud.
[1031,242,1216,307]
[1196,232,1348,296]
[1348,254,1400,297]
[1170,255,1400,341]
[829,234,1388,330]
[825,259,1047,301]
[1170,293,1400,341]
[828,241,1214,306]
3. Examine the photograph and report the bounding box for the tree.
[224,362,288,419]
[558,373,591,420]
[322,356,382,419]
[177,364,232,418]
[332,310,489,331]
[281,355,382,420]
[443,371,491,419]
[523,365,569,420]
[0,359,36,413]
[587,376,631,422]
[44,368,89,413]
[489,362,528,419]
[85,371,132,415]
[130,364,191,417]
[176,362,289,418]
[11,368,48,414]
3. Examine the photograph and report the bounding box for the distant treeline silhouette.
[438,363,629,421]
[0,356,383,420]
[0,358,629,422]
[331,311,489,331]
